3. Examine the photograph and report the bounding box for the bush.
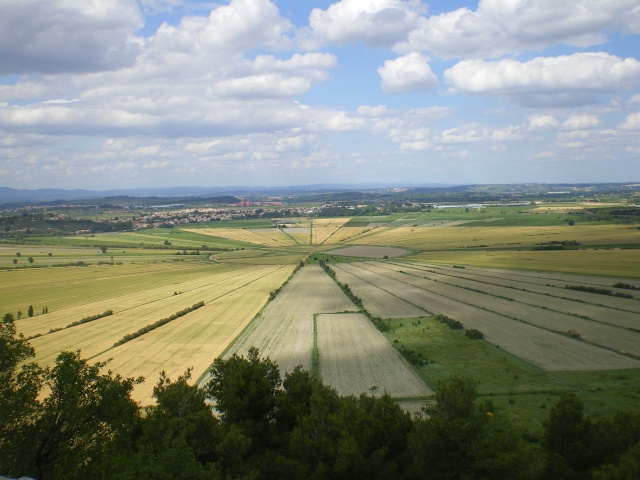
[465,329,484,339]
[436,314,463,330]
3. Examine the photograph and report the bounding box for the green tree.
[28,256,34,264]
[27,351,141,479]
[592,442,640,479]
[28,305,34,317]
[542,393,594,478]
[99,245,107,253]
[409,375,487,479]
[124,369,221,479]
[206,347,280,449]
[0,318,43,476]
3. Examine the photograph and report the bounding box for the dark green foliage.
[612,282,639,290]
[0,318,44,475]
[3,333,640,479]
[566,284,633,299]
[206,346,281,451]
[465,328,484,339]
[399,346,428,366]
[435,313,464,330]
[27,305,34,317]
[409,375,486,479]
[67,309,113,328]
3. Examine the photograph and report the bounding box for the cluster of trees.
[0,213,134,238]
[2,318,640,479]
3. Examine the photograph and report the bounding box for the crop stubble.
[317,313,432,397]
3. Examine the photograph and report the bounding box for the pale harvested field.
[345,221,468,248]
[221,265,356,376]
[408,262,640,291]
[331,264,425,318]
[321,226,377,245]
[341,262,640,371]
[374,263,640,356]
[317,313,432,398]
[386,263,640,330]
[92,265,294,404]
[326,245,409,258]
[27,265,286,369]
[184,228,291,247]
[312,218,351,245]
[245,228,300,245]
[223,254,307,265]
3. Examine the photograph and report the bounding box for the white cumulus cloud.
[378,52,438,92]
[445,52,640,106]
[395,0,640,58]
[306,0,425,48]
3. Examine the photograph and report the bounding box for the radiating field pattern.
[4,211,640,409]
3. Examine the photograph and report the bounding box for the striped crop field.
[92,264,294,404]
[183,227,293,247]
[334,261,640,372]
[7,259,294,404]
[317,313,432,398]
[219,264,356,376]
[311,217,351,245]
[331,264,424,318]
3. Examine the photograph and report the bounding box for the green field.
[385,316,640,435]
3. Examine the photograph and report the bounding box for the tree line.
[1,318,639,480]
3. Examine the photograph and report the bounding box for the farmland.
[316,313,431,398]
[2,194,640,425]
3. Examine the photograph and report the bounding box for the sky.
[1,0,639,190]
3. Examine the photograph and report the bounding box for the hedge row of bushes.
[566,285,633,299]
[113,301,205,347]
